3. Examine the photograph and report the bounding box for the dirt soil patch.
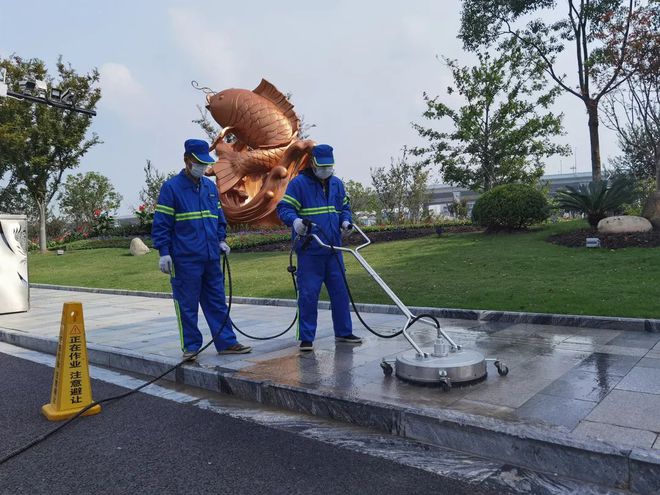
[239,225,483,253]
[547,228,660,249]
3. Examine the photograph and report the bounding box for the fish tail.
[212,158,242,193]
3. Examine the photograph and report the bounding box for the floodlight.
[60,88,74,105]
[35,79,47,94]
[50,87,62,100]
[19,80,36,93]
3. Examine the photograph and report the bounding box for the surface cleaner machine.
[310,224,509,391]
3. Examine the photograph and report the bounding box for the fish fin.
[253,79,299,135]
[212,159,242,193]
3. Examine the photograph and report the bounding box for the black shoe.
[182,351,198,361]
[300,341,314,352]
[335,334,362,344]
[218,343,252,355]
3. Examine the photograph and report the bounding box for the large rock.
[129,237,150,256]
[597,215,653,234]
[642,191,660,230]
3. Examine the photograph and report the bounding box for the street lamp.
[0,73,96,116]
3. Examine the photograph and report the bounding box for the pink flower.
[94,209,101,217]
[138,204,146,212]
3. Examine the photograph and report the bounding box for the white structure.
[427,172,592,218]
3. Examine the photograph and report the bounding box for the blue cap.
[312,144,334,167]
[184,139,215,164]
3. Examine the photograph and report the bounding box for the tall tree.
[0,55,101,252]
[601,2,660,188]
[413,46,568,192]
[344,179,379,216]
[58,171,122,227]
[459,0,656,181]
[371,149,430,224]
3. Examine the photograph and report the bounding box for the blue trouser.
[296,252,353,342]
[171,258,238,352]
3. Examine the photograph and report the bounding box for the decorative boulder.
[597,215,653,234]
[642,191,660,230]
[129,237,150,256]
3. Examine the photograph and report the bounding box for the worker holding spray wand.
[277,144,362,352]
[152,139,251,361]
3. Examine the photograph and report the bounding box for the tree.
[138,160,176,213]
[370,149,430,224]
[459,0,657,181]
[413,46,568,192]
[0,55,101,252]
[343,179,379,215]
[601,3,660,189]
[58,172,122,227]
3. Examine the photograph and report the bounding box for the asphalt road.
[0,352,485,495]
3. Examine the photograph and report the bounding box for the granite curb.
[31,283,660,333]
[2,326,658,493]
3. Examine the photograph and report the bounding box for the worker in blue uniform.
[277,144,362,352]
[152,139,251,360]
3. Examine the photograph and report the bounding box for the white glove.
[341,221,353,231]
[293,218,308,236]
[159,255,173,274]
[219,241,231,255]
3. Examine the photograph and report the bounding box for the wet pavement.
[2,288,660,455]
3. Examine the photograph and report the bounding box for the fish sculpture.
[204,79,315,226]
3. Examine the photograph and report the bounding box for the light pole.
[0,70,96,116]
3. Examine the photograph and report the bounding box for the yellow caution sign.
[42,302,101,421]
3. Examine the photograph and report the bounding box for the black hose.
[0,231,439,465]
[228,246,298,340]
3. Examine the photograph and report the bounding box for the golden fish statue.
[204,79,315,226]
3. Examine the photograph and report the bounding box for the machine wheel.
[380,362,393,376]
[494,361,509,376]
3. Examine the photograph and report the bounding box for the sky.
[0,0,619,215]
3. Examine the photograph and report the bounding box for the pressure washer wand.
[309,224,460,355]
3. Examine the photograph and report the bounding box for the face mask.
[190,163,207,178]
[313,166,334,180]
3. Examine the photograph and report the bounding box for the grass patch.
[28,220,660,319]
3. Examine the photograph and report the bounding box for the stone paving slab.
[3,288,660,492]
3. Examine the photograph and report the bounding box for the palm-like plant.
[555,179,635,228]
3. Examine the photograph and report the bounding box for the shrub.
[134,203,154,229]
[472,184,550,230]
[554,178,635,227]
[91,210,115,237]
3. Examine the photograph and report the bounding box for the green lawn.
[28,221,660,319]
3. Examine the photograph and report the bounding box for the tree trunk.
[38,201,47,254]
[586,99,602,182]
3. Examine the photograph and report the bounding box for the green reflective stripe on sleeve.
[202,211,218,219]
[280,195,301,210]
[155,205,175,216]
[299,206,339,215]
[283,194,301,208]
[343,197,349,205]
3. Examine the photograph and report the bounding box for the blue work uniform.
[276,169,353,342]
[152,170,238,352]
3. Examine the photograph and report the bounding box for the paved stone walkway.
[3,288,660,454]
